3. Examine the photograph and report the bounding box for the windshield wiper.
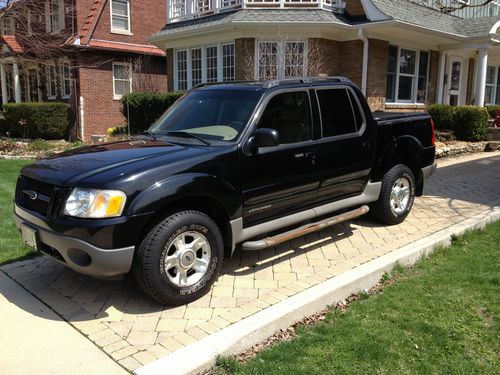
[165,131,211,146]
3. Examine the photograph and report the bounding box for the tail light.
[429,117,436,146]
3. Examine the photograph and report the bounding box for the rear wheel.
[134,210,223,306]
[371,164,415,225]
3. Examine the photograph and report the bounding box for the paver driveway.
[2,152,499,371]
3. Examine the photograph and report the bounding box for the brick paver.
[2,152,499,371]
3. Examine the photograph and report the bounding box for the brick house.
[0,0,167,140]
[150,0,500,112]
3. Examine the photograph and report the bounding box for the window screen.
[317,89,358,138]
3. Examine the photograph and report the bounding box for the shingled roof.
[0,35,24,54]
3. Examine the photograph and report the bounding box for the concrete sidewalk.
[0,272,127,375]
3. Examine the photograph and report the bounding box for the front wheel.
[133,210,224,306]
[371,164,416,225]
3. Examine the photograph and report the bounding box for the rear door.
[239,90,321,227]
[314,86,375,204]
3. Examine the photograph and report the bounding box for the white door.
[447,58,463,106]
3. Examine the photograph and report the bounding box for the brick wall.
[366,38,389,111]
[91,0,166,46]
[466,57,475,105]
[339,40,363,88]
[77,52,166,140]
[308,38,341,77]
[345,0,366,17]
[235,38,255,81]
[427,50,439,104]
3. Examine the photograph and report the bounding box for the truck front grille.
[16,176,63,217]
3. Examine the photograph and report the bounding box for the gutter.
[357,28,368,97]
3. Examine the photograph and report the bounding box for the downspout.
[357,28,369,97]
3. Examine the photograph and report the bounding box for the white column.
[475,47,488,106]
[0,64,7,105]
[437,52,446,104]
[13,62,21,103]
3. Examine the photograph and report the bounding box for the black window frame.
[314,86,366,140]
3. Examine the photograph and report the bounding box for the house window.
[61,63,72,98]
[191,48,202,87]
[257,41,307,80]
[46,0,64,33]
[47,65,57,98]
[0,17,15,34]
[222,43,234,82]
[111,0,131,33]
[386,46,429,103]
[206,46,218,83]
[485,65,497,105]
[112,62,132,100]
[174,43,235,90]
[176,50,188,91]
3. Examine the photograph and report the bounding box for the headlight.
[64,188,126,218]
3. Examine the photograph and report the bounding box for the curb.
[136,205,500,375]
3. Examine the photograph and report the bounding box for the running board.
[241,205,370,251]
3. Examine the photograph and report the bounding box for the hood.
[21,138,205,186]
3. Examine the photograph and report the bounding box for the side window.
[258,91,312,144]
[316,89,358,138]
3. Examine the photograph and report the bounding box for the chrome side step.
[241,205,370,251]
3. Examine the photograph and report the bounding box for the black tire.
[371,164,416,225]
[133,210,224,306]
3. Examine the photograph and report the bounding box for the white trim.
[359,0,391,21]
[110,0,132,34]
[173,42,235,91]
[446,56,465,106]
[112,61,132,100]
[254,39,308,80]
[60,61,72,99]
[0,64,7,105]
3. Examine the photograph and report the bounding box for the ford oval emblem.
[23,190,38,201]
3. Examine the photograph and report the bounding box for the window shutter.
[58,0,65,30]
[45,1,51,33]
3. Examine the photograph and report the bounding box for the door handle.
[305,152,317,160]
[294,151,316,164]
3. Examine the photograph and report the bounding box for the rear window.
[316,88,361,138]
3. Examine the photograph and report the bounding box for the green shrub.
[121,92,184,134]
[27,139,55,152]
[453,106,489,141]
[2,103,70,139]
[485,105,500,119]
[427,104,456,131]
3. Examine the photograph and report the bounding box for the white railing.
[415,0,500,19]
[167,0,344,23]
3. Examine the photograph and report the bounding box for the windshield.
[149,90,262,143]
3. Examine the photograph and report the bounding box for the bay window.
[174,43,235,91]
[386,46,429,104]
[257,41,307,80]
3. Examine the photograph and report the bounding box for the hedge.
[427,104,456,131]
[121,92,184,134]
[485,105,500,119]
[453,106,489,142]
[2,103,70,139]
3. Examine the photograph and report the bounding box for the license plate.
[21,224,38,251]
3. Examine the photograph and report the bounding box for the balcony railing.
[415,0,500,19]
[167,0,344,23]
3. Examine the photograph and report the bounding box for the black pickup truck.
[14,77,436,305]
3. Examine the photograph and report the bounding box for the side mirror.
[254,128,279,148]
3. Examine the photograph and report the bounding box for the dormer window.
[46,0,65,34]
[0,17,15,35]
[111,0,131,34]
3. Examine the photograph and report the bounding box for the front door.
[447,58,463,106]
[239,90,320,228]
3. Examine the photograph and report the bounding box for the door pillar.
[475,47,489,106]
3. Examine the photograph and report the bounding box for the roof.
[87,40,166,56]
[79,0,103,43]
[158,9,351,35]
[370,0,499,38]
[0,35,24,53]
[155,0,499,41]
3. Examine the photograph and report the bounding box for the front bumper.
[14,206,135,277]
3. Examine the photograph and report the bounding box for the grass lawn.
[217,221,500,375]
[0,159,36,265]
